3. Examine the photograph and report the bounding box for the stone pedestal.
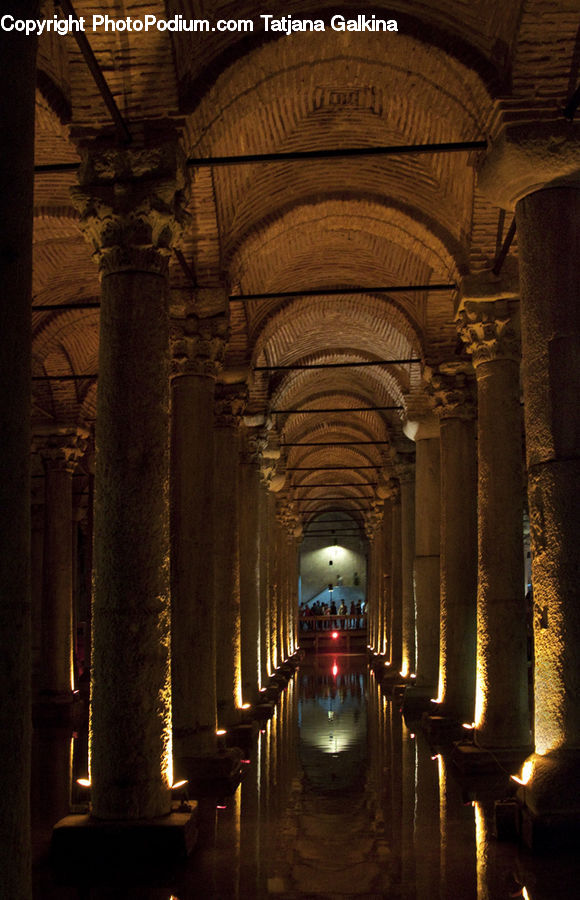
[214,384,246,727]
[72,132,185,821]
[0,10,38,893]
[429,371,477,723]
[458,301,530,752]
[171,313,227,758]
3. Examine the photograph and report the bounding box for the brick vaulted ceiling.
[31,0,579,525]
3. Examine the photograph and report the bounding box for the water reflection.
[32,655,580,899]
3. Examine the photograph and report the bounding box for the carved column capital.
[72,130,188,277]
[276,500,302,538]
[457,299,520,367]
[365,499,384,539]
[32,426,90,474]
[426,369,476,420]
[214,383,248,429]
[170,313,229,378]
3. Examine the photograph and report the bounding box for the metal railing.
[299,614,367,632]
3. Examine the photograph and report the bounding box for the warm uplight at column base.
[512,750,580,849]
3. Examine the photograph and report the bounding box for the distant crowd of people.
[299,599,366,630]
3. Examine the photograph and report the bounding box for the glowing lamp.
[171,779,188,790]
[241,703,251,709]
[77,778,91,788]
[216,729,227,736]
[462,722,476,730]
[332,665,338,677]
[510,759,534,787]
[332,631,338,640]
[410,673,416,679]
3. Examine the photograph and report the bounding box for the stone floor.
[32,655,580,898]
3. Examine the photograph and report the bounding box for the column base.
[422,713,466,745]
[515,750,580,849]
[401,684,437,720]
[33,691,84,726]
[227,721,259,755]
[51,807,198,872]
[177,748,244,796]
[452,741,532,776]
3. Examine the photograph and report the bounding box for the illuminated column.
[239,427,266,698]
[397,461,416,678]
[214,383,247,726]
[412,417,441,694]
[171,313,226,757]
[458,299,529,749]
[258,484,271,681]
[379,497,394,658]
[34,428,88,701]
[515,186,580,823]
[388,486,401,670]
[267,493,279,671]
[429,370,477,720]
[73,133,185,818]
[366,502,383,652]
[0,12,38,889]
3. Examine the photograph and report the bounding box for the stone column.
[267,493,279,672]
[259,484,272,681]
[397,462,416,678]
[428,370,477,722]
[411,417,441,696]
[73,132,185,819]
[517,186,580,823]
[171,312,227,756]
[214,383,247,727]
[239,427,266,699]
[30,500,44,699]
[365,504,383,653]
[34,428,88,702]
[0,8,38,892]
[458,300,529,750]
[387,487,401,671]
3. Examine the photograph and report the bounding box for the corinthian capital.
[32,425,90,474]
[214,383,248,428]
[457,299,520,367]
[426,369,476,420]
[71,128,188,276]
[170,313,228,378]
[365,499,384,539]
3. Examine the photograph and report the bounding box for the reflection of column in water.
[239,731,262,898]
[414,733,441,900]
[31,727,73,829]
[437,754,476,899]
[389,701,404,889]
[474,801,521,900]
[401,721,417,897]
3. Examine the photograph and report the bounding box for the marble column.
[171,312,227,756]
[239,427,266,699]
[458,300,529,749]
[429,371,477,721]
[0,11,38,888]
[31,500,44,698]
[388,488,402,671]
[73,133,185,819]
[35,428,88,701]
[366,501,384,653]
[214,383,247,727]
[397,462,416,678]
[267,493,279,672]
[515,186,580,822]
[412,418,441,694]
[259,484,271,681]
